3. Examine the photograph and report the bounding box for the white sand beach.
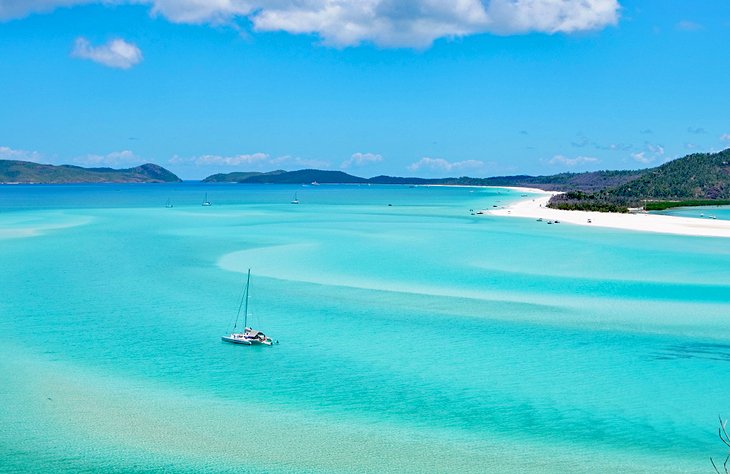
[485,189,730,238]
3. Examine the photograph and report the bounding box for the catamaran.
[202,193,212,206]
[221,269,274,346]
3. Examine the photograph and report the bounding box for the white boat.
[202,193,212,207]
[221,269,274,346]
[291,192,299,204]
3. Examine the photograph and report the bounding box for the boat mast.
[243,269,251,329]
[233,269,251,331]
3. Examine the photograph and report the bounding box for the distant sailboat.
[291,192,300,204]
[165,198,173,208]
[221,269,274,346]
[202,193,212,206]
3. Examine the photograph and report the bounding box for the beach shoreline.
[484,189,730,238]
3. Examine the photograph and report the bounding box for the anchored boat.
[221,269,274,346]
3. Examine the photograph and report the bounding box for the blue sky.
[1,0,729,179]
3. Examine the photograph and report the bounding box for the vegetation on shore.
[546,149,730,212]
[0,160,181,184]
[643,199,730,211]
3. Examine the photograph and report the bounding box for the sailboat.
[202,193,212,206]
[291,192,299,204]
[165,198,173,208]
[221,269,274,346]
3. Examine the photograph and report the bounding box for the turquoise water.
[1,183,729,472]
[655,205,730,221]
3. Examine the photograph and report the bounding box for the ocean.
[1,183,729,472]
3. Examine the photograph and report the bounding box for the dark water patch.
[652,342,730,362]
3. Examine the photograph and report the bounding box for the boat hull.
[221,335,273,346]
[221,335,252,345]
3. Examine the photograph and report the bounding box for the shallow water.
[1,183,729,472]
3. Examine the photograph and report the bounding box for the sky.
[1,0,729,180]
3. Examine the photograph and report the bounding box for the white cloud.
[676,20,702,31]
[72,37,143,69]
[0,145,43,162]
[547,154,599,167]
[630,142,664,165]
[721,133,730,142]
[170,152,270,166]
[170,152,330,169]
[630,152,652,164]
[0,0,97,21]
[340,152,383,169]
[4,1,621,48]
[73,150,143,167]
[269,155,330,169]
[408,157,485,173]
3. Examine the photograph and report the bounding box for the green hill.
[0,160,181,184]
[202,170,286,182]
[610,149,730,199]
[202,148,730,213]
[203,169,642,189]
[548,149,730,211]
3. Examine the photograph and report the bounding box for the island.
[0,160,182,184]
[203,148,730,212]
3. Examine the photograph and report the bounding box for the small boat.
[547,220,553,224]
[222,269,274,346]
[165,198,173,208]
[554,220,560,224]
[202,193,212,207]
[291,192,299,204]
[587,219,592,223]
[536,218,543,222]
[311,181,320,186]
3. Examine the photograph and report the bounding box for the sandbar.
[484,189,730,238]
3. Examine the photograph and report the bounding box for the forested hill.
[202,168,644,190]
[204,149,730,212]
[609,149,730,199]
[0,160,182,184]
[548,149,730,211]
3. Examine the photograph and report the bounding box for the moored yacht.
[222,269,275,346]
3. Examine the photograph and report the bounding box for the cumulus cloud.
[547,154,599,167]
[4,0,621,48]
[72,37,143,69]
[269,155,330,169]
[170,152,270,166]
[631,142,664,164]
[340,152,383,169]
[170,152,330,169]
[408,157,485,173]
[631,152,652,164]
[73,150,143,166]
[0,145,43,162]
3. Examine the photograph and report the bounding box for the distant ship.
[291,192,300,204]
[202,193,212,206]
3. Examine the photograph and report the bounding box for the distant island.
[203,149,730,212]
[0,160,182,184]
[5,149,730,213]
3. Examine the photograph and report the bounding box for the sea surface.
[1,183,730,473]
